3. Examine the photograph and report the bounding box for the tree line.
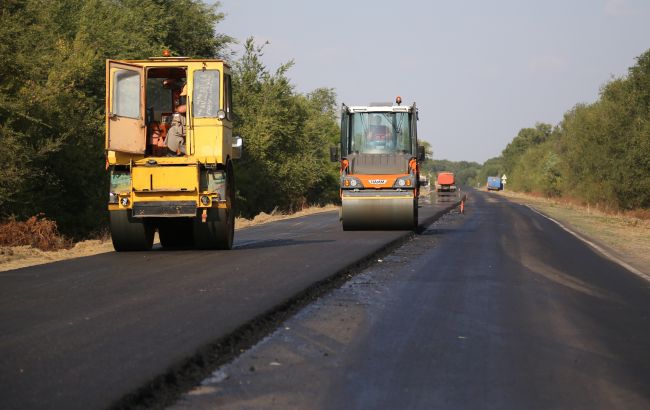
[0,0,339,237]
[231,39,339,218]
[477,49,650,210]
[420,158,482,187]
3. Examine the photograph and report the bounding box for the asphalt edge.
[524,204,650,283]
[110,197,464,410]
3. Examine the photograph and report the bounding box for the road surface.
[172,191,650,410]
[0,197,456,410]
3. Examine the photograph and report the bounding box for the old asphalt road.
[0,196,458,410]
[172,190,650,410]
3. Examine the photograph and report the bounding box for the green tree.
[419,140,434,159]
[420,158,481,186]
[509,141,563,196]
[490,49,649,208]
[501,123,553,176]
[232,38,339,217]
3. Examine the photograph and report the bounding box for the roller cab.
[334,99,424,230]
[105,54,242,251]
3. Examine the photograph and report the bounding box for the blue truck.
[487,176,502,191]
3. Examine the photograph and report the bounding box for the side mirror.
[329,146,340,162]
[417,145,426,161]
[232,136,243,159]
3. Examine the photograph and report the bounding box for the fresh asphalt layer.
[0,196,458,410]
[172,190,650,410]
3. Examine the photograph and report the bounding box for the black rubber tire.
[158,219,194,249]
[109,210,155,251]
[193,162,235,250]
[192,208,233,250]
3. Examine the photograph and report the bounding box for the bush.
[0,214,71,251]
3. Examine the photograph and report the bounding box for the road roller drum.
[341,193,417,230]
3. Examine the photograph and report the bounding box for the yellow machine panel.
[132,166,198,192]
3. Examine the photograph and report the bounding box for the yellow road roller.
[105,53,242,251]
[331,98,425,230]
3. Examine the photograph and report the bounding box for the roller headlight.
[200,195,211,205]
[120,197,130,206]
[393,176,415,188]
[342,176,363,189]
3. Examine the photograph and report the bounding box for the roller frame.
[193,162,235,250]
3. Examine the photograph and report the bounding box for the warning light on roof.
[396,96,402,106]
[162,49,171,57]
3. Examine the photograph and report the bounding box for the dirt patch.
[0,205,339,273]
[0,240,115,272]
[498,190,650,276]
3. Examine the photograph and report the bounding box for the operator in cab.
[367,114,390,150]
[167,83,187,156]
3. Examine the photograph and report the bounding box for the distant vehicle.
[487,176,502,191]
[436,172,457,195]
[331,97,424,230]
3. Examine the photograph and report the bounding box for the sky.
[214,0,650,163]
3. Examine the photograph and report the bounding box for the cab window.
[113,70,140,118]
[349,112,412,154]
[193,70,220,118]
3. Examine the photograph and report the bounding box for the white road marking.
[524,205,650,283]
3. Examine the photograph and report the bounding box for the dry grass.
[0,214,71,251]
[499,190,650,275]
[0,205,340,272]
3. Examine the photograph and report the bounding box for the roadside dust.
[0,205,338,272]
[0,240,115,272]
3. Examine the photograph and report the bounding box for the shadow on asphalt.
[235,239,335,250]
